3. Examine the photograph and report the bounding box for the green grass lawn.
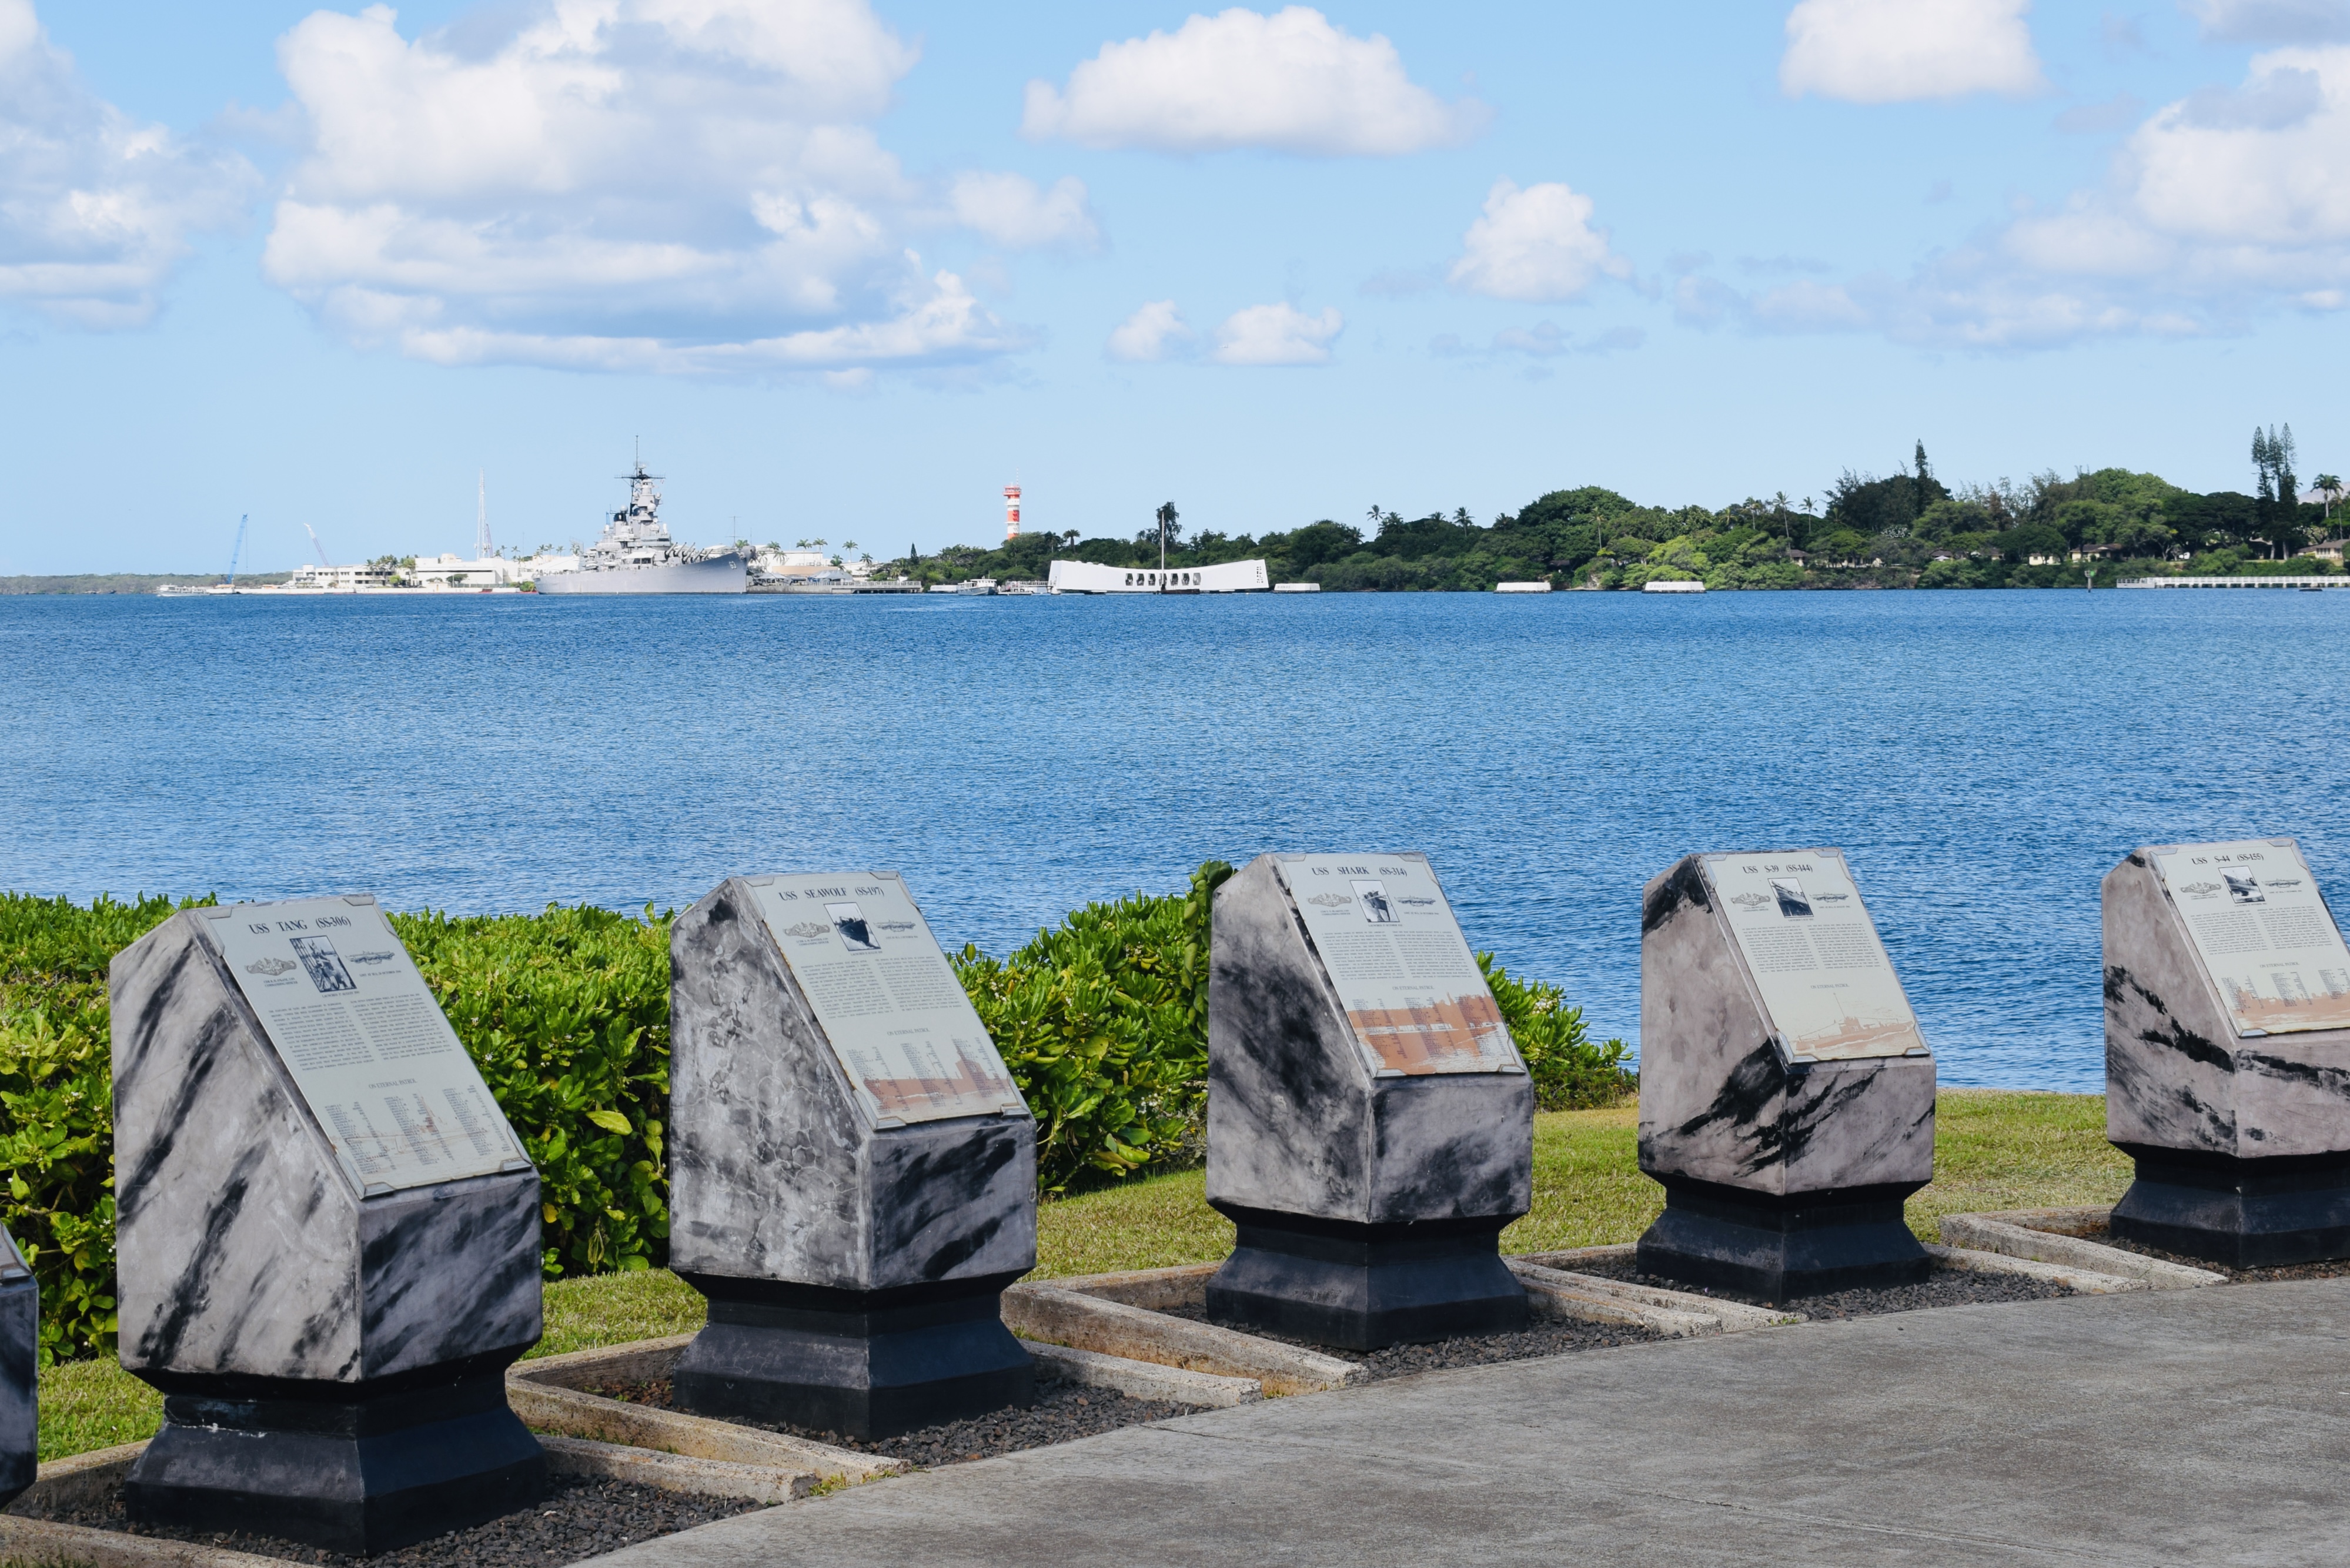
[36,1090,2131,1462]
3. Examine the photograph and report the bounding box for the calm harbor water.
[6,587,2346,1092]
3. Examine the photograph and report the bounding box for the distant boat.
[536,457,745,596]
[1643,580,1706,595]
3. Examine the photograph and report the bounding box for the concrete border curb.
[506,1378,906,1484]
[6,1442,149,1519]
[1936,1212,2225,1289]
[1001,1285,1366,1395]
[1924,1243,2149,1295]
[1507,1262,1802,1335]
[1024,1342,1261,1408]
[0,1513,286,1567]
[539,1435,815,1503]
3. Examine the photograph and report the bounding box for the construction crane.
[223,514,247,587]
[303,523,333,569]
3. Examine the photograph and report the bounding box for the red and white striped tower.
[1004,484,1022,541]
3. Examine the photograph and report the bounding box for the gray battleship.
[537,457,745,595]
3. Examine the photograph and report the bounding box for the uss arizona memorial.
[1047,559,1273,593]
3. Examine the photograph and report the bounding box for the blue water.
[6,588,2346,1092]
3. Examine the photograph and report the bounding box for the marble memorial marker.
[0,1225,35,1511]
[1205,853,1533,1350]
[110,898,545,1555]
[668,872,1037,1439]
[2106,838,2350,1265]
[1637,851,1934,1301]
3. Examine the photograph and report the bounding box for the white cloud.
[262,0,1067,375]
[1676,42,2350,347]
[948,173,1099,250]
[1210,301,1341,364]
[1022,6,1485,155]
[0,0,257,326]
[2184,0,2350,42]
[1107,299,1194,360]
[1780,0,2045,103]
[1447,179,1629,302]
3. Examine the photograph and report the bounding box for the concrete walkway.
[588,1279,2350,1566]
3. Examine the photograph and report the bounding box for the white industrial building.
[1047,559,1269,594]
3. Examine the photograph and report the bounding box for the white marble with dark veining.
[0,1226,35,1505]
[2105,850,2350,1159]
[1206,855,1533,1226]
[668,878,1036,1292]
[1638,856,1935,1196]
[109,910,541,1385]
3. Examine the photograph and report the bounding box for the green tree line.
[895,432,2344,591]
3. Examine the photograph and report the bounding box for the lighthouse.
[1004,485,1021,541]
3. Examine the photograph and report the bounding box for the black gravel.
[590,1375,1201,1467]
[1161,1304,1662,1379]
[2075,1222,2350,1283]
[1573,1257,2074,1319]
[21,1474,756,1565]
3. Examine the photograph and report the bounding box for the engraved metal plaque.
[1274,852,1522,1076]
[208,896,527,1192]
[1703,850,1926,1062]
[2152,838,2350,1038]
[746,872,1027,1126]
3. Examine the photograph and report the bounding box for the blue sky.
[4,0,2346,572]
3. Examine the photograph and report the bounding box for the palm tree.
[2317,474,2342,526]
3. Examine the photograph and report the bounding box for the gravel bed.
[1159,1305,1661,1379]
[588,1375,1199,1467]
[2075,1222,2350,1283]
[1573,1258,2073,1318]
[20,1473,755,1566]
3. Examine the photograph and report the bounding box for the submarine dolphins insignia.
[245,957,298,977]
[783,922,832,939]
[1729,892,1771,908]
[1308,894,1352,907]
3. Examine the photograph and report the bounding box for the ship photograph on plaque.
[1636,850,1936,1300]
[2105,837,2350,1265]
[1205,852,1534,1349]
[668,871,1037,1439]
[108,895,544,1554]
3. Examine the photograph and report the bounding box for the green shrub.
[0,892,207,1363]
[393,905,673,1279]
[955,862,1233,1195]
[1476,952,1636,1110]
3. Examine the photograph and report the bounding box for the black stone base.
[2110,1145,2350,1268]
[123,1352,545,1556]
[1635,1175,1930,1303]
[672,1272,1032,1441]
[1202,1206,1527,1352]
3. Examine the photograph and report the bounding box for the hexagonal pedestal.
[672,1272,1033,1441]
[2110,1146,2350,1268]
[1204,1207,1527,1352]
[1636,1175,1931,1303]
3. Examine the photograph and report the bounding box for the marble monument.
[0,1225,35,1510]
[1637,851,1935,1300]
[668,872,1036,1439]
[1205,852,1533,1350]
[2105,838,2350,1265]
[109,898,545,1554]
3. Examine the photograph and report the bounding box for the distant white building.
[287,561,401,590]
[406,552,540,588]
[1048,559,1269,594]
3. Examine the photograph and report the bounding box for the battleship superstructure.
[537,457,746,595]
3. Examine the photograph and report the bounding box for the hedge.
[0,868,1628,1360]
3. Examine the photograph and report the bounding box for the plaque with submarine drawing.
[1702,851,1927,1062]
[746,872,1027,1125]
[208,896,528,1193]
[1274,853,1524,1076]
[2152,838,2350,1038]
